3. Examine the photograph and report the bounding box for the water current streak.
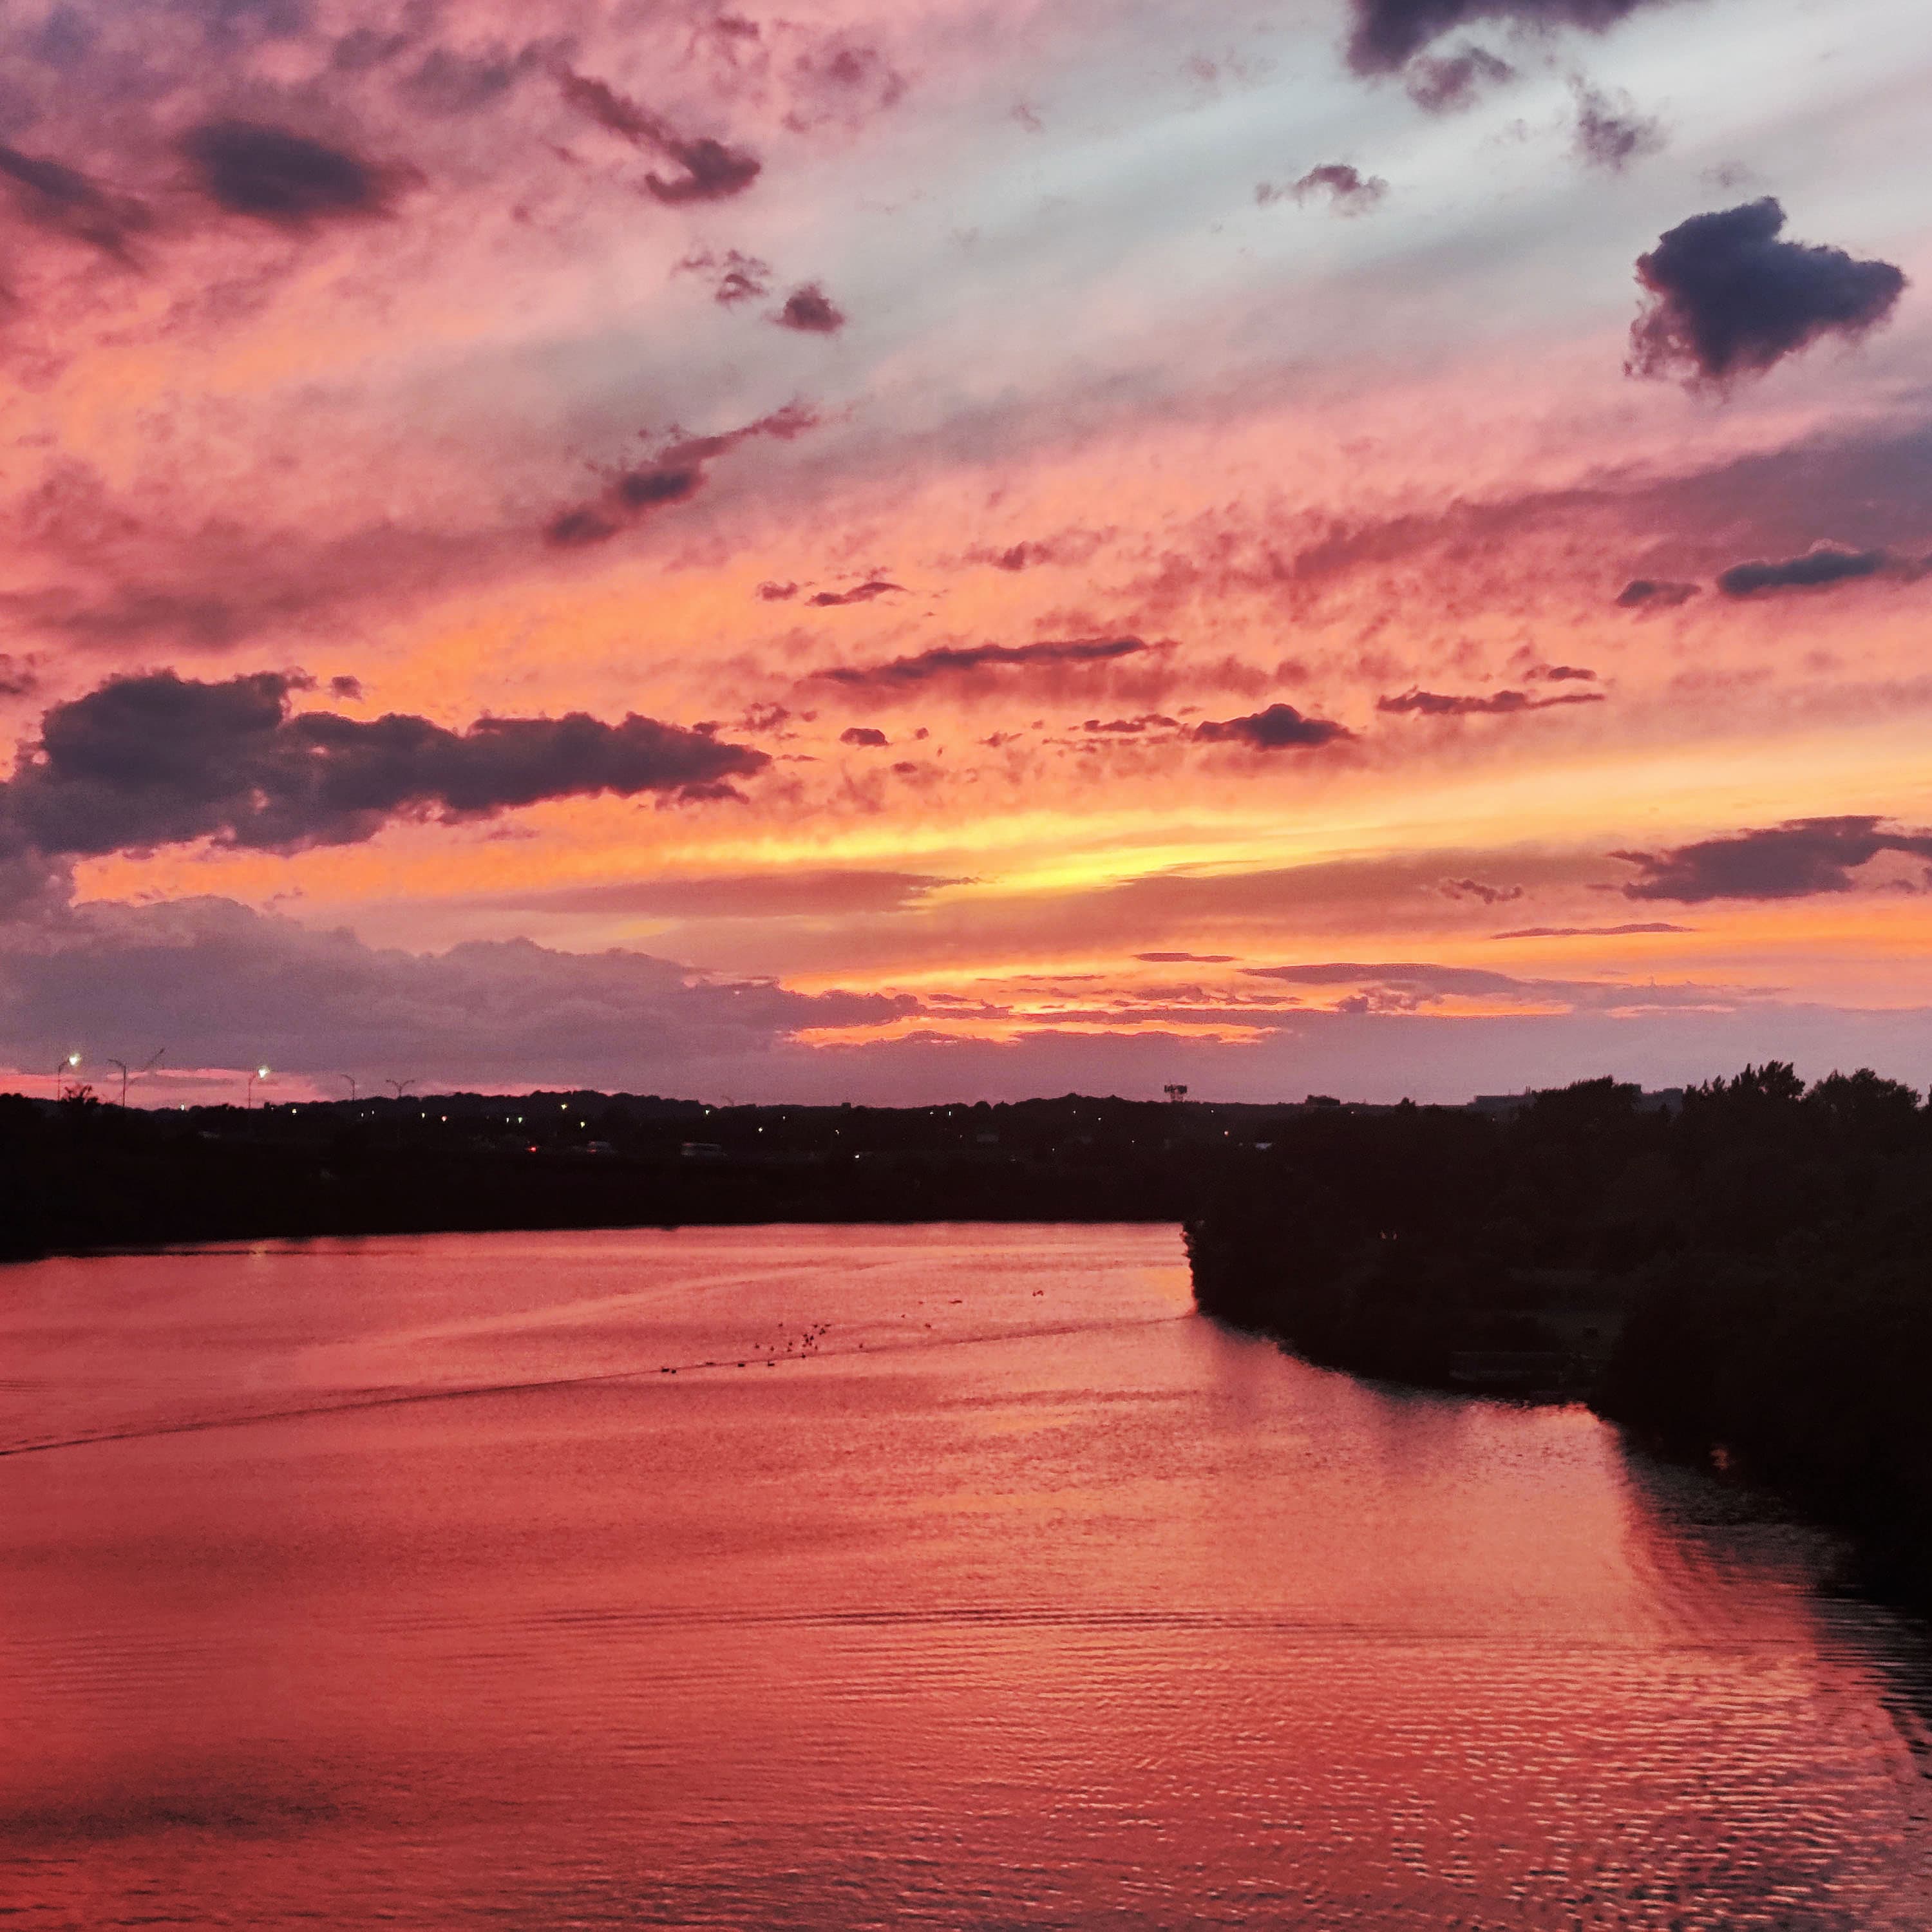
[0,1312,1192,1462]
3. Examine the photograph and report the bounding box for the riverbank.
[0,1090,1214,1260]
[1182,1067,1932,1611]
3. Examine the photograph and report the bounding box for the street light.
[106,1050,165,1110]
[339,1074,358,1104]
[53,1050,80,1101]
[247,1065,270,1109]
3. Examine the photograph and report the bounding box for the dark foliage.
[1183,1066,1932,1606]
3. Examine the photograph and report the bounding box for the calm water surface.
[3,1224,1927,1929]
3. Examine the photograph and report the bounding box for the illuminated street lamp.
[53,1050,80,1101]
[247,1064,270,1109]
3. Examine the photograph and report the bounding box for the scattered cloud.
[1257,162,1387,213]
[0,142,148,258]
[1571,81,1664,171]
[1440,878,1523,905]
[774,283,845,332]
[809,580,904,607]
[1614,816,1932,902]
[1616,578,1700,608]
[1135,951,1236,963]
[1192,703,1352,750]
[558,67,761,203]
[0,895,910,1088]
[1378,687,1605,715]
[180,120,406,227]
[811,636,1156,690]
[544,404,816,549]
[1528,663,1596,681]
[676,247,772,305]
[960,529,1112,574]
[0,670,767,864]
[1493,921,1690,937]
[478,869,960,920]
[1628,198,1909,386]
[755,580,799,601]
[1403,46,1515,113]
[1716,543,1889,598]
[840,725,890,746]
[1245,959,1530,996]
[1347,0,1665,75]
[1240,956,1740,1017]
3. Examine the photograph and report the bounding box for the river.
[2,1224,1927,1929]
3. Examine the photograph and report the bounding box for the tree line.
[1184,1065,1932,1607]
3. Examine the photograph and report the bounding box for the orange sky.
[1,0,1929,1103]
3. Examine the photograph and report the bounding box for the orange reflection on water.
[1,1226,1926,1929]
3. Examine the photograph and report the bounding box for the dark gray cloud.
[1257,162,1387,213]
[1572,82,1663,171]
[0,670,768,862]
[1528,663,1595,681]
[1614,817,1932,902]
[1716,543,1889,598]
[1346,0,1665,75]
[1616,578,1699,608]
[1403,45,1515,111]
[180,120,402,226]
[775,283,844,332]
[1083,714,1179,734]
[0,142,149,257]
[1192,703,1351,750]
[809,580,904,606]
[1628,199,1908,386]
[1439,877,1522,904]
[1135,951,1236,963]
[0,654,38,698]
[558,68,761,203]
[0,893,911,1088]
[1378,687,1604,715]
[811,636,1155,690]
[544,403,817,548]
[755,580,799,601]
[839,725,889,746]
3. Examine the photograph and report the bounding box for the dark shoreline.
[8,1070,1926,1615]
[1181,1067,1932,1616]
[0,1088,1218,1264]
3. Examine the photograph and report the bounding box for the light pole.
[247,1064,270,1109]
[385,1077,416,1148]
[108,1058,130,1108]
[53,1050,80,1102]
[339,1075,358,1104]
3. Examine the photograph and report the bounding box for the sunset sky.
[1,0,1929,1104]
